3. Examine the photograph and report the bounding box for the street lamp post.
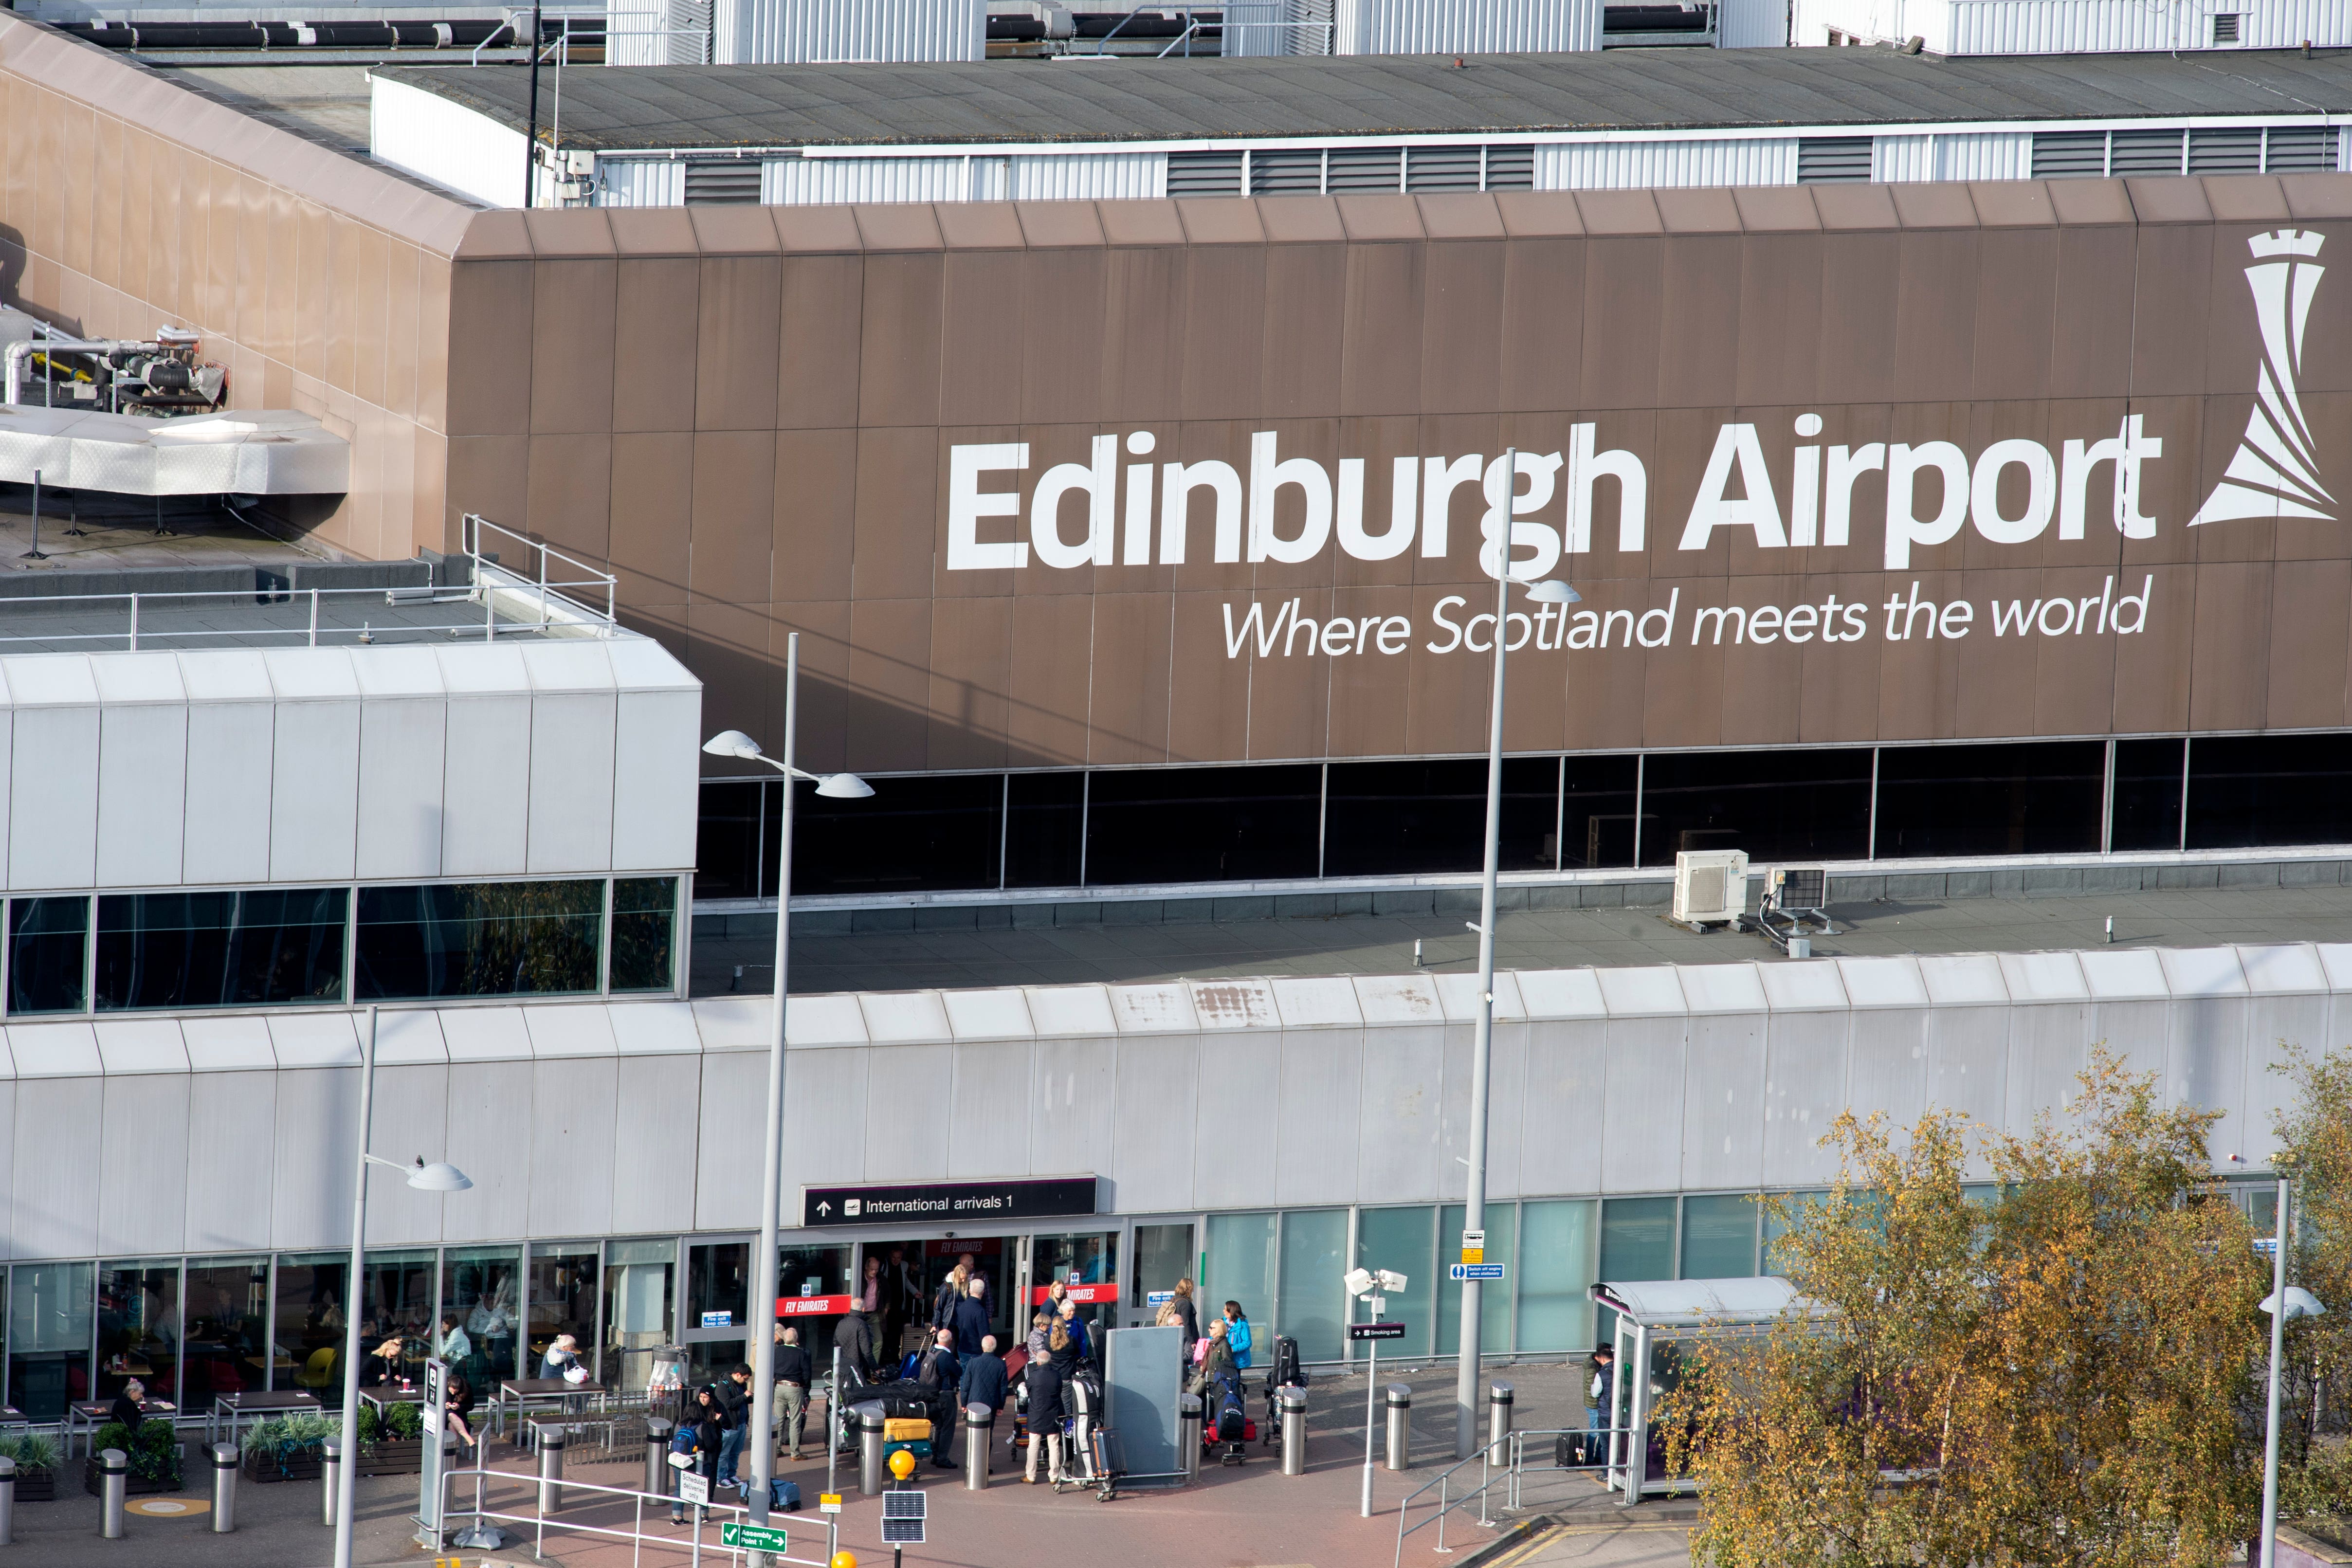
[702,632,873,1551]
[1456,448,1580,1461]
[2261,1177,2328,1568]
[334,1004,474,1568]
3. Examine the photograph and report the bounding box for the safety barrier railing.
[435,1459,831,1568]
[1392,1424,1639,1567]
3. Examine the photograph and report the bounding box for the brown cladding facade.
[10,18,2352,776]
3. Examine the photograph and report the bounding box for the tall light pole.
[334,1005,474,1568]
[703,632,873,1550]
[1456,449,1580,1461]
[2260,1177,2327,1568]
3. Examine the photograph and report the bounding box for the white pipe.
[4,335,155,407]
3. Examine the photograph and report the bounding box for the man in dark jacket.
[773,1324,813,1460]
[949,1277,992,1357]
[716,1364,753,1493]
[833,1309,875,1384]
[959,1334,1008,1414]
[918,1330,963,1467]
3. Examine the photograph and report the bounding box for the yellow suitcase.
[883,1417,931,1442]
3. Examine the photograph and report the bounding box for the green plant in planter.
[355,1404,379,1447]
[0,1432,55,1473]
[383,1402,423,1442]
[133,1421,181,1484]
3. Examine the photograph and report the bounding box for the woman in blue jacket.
[1222,1301,1253,1369]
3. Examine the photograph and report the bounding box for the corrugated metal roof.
[373,48,2352,152]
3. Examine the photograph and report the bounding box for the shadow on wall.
[0,225,83,335]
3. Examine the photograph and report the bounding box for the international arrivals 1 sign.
[801,1177,1099,1228]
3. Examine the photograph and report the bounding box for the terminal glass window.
[1004,771,1084,888]
[1355,1206,1436,1356]
[1085,765,1321,886]
[1874,741,2104,858]
[776,1244,855,1358]
[2112,737,2188,852]
[9,895,88,1014]
[687,1241,750,1334]
[1636,749,1871,866]
[356,879,602,1000]
[1129,1224,1195,1316]
[1203,1213,1277,1346]
[694,780,765,901]
[528,1245,601,1379]
[94,889,347,1011]
[1276,1209,1348,1364]
[603,1240,676,1397]
[1679,1194,1762,1279]
[8,1261,93,1420]
[792,773,1002,894]
[1761,1192,1830,1278]
[608,877,679,993]
[273,1253,351,1399]
[1516,1200,1598,1354]
[1437,1203,1516,1357]
[442,1246,523,1386]
[1562,754,1643,870]
[1033,1233,1119,1345]
[97,1262,179,1405]
[356,1250,437,1386]
[2187,732,2352,849]
[181,1258,269,1404]
[1322,760,1557,877]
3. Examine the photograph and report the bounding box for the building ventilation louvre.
[2212,11,2240,40]
[2031,130,2108,179]
[2188,127,2262,174]
[682,160,760,205]
[1796,136,1872,184]
[1326,144,1403,192]
[2266,125,2339,172]
[1483,145,1534,190]
[2109,127,2187,176]
[1250,148,1325,195]
[1166,148,1244,197]
[1404,145,1482,193]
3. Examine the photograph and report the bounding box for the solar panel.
[882,1494,926,1518]
[881,1491,927,1545]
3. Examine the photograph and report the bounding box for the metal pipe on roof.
[3,334,154,408]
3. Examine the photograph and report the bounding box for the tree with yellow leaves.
[1675,1048,2267,1568]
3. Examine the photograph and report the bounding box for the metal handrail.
[436,1459,832,1568]
[1393,1424,1639,1568]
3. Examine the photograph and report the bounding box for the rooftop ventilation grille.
[1796,136,1872,183]
[683,160,760,205]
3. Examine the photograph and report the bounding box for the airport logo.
[2191,229,2336,527]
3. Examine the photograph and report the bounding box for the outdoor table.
[66,1398,175,1458]
[494,1377,608,1444]
[207,1389,319,1450]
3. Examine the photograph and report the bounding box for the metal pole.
[21,469,42,560]
[1360,1318,1377,1515]
[826,1346,839,1562]
[1456,448,1514,1460]
[332,1005,378,1568]
[744,633,801,1562]
[2261,1176,2291,1568]
[523,0,543,209]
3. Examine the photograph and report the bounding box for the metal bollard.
[1487,1381,1515,1469]
[1179,1394,1202,1481]
[857,1408,885,1496]
[1278,1386,1308,1477]
[1385,1384,1412,1472]
[0,1454,14,1545]
[644,1418,674,1498]
[322,1438,341,1528]
[98,1448,128,1539]
[963,1404,993,1491]
[536,1424,566,1514]
[210,1443,238,1533]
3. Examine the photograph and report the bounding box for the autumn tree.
[1677,1049,2266,1568]
[2271,1044,2352,1519]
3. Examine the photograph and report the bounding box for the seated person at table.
[108,1378,147,1435]
[539,1333,583,1380]
[444,1372,478,1452]
[361,1338,404,1388]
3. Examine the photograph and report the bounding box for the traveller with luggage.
[1189,1320,1248,1465]
[1222,1301,1254,1369]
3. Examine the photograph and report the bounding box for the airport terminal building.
[3,18,2352,1417]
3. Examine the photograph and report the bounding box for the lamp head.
[702,729,765,761]
[1344,1267,1375,1299]
[1525,580,1580,604]
[404,1157,473,1193]
[2264,1285,2328,1321]
[814,773,875,800]
[888,1447,917,1481]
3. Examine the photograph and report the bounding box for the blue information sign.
[1450,1262,1507,1281]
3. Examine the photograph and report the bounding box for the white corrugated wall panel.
[1719,0,1790,46]
[596,158,685,206]
[97,1074,188,1257]
[1540,138,1798,191]
[1937,0,2352,52]
[1008,152,1167,201]
[718,0,984,64]
[1332,0,1601,52]
[1874,130,2031,182]
[1792,0,1940,45]
[767,156,969,205]
[605,0,666,63]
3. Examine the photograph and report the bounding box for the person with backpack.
[672,1386,726,1525]
[1222,1301,1253,1369]
[918,1329,963,1468]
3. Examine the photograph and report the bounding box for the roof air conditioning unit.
[1671,849,1748,930]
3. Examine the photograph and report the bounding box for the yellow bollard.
[888,1449,916,1482]
[831,1553,859,1568]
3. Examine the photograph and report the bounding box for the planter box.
[243,1449,323,1483]
[355,1439,428,1477]
[13,1470,54,1502]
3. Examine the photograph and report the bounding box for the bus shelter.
[1589,1277,1827,1504]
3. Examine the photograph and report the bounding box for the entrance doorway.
[1028,1231,1120,1345]
[861,1238,1015,1368]
[1122,1222,1196,1330]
